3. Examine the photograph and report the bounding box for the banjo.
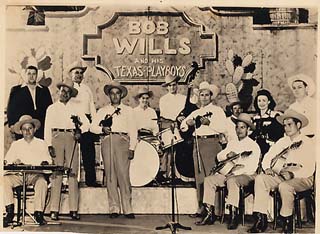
[270,140,302,174]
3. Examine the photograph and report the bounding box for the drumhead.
[130,140,160,187]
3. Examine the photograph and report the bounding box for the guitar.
[210,150,252,175]
[270,140,302,174]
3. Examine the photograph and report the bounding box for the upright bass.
[175,62,200,180]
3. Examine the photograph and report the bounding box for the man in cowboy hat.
[7,63,53,139]
[248,109,315,233]
[194,113,260,229]
[68,60,100,187]
[3,115,52,227]
[44,79,90,221]
[91,81,137,219]
[158,74,186,178]
[288,74,316,137]
[133,87,159,137]
[180,81,235,217]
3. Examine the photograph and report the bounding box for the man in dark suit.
[7,64,53,139]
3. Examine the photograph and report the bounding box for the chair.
[218,186,227,224]
[14,185,36,224]
[239,181,255,226]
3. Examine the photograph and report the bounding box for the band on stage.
[3,61,316,233]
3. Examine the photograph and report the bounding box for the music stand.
[155,126,191,234]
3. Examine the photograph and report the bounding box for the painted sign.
[83,11,217,84]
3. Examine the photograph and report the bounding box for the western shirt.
[133,106,159,135]
[69,82,96,116]
[159,93,186,121]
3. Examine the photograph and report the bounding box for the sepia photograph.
[1,1,318,233]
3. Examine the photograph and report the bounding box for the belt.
[284,163,302,168]
[101,132,128,136]
[52,128,73,132]
[196,134,220,139]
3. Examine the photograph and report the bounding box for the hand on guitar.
[186,119,196,127]
[128,150,134,160]
[102,126,111,135]
[226,151,236,159]
[200,116,210,126]
[264,168,275,176]
[12,159,23,165]
[279,170,294,180]
[176,116,186,123]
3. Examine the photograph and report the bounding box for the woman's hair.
[253,89,276,111]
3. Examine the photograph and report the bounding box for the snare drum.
[129,139,160,187]
[158,127,184,149]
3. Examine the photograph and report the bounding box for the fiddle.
[99,108,121,127]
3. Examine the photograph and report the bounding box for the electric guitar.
[211,150,252,175]
[270,140,302,174]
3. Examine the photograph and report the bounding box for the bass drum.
[130,140,160,187]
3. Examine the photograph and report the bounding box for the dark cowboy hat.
[161,74,180,87]
[104,81,128,98]
[13,115,41,134]
[253,89,276,111]
[134,87,153,100]
[231,113,255,130]
[276,109,309,128]
[56,79,78,97]
[68,60,87,73]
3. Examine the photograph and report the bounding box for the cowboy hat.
[228,100,243,109]
[104,81,128,98]
[231,113,255,130]
[198,81,220,99]
[287,74,316,97]
[276,109,309,128]
[68,60,87,73]
[13,115,41,134]
[56,79,78,97]
[161,74,180,87]
[134,87,153,100]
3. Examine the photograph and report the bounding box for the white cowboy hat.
[198,81,220,99]
[104,81,128,98]
[134,87,153,100]
[56,79,78,97]
[276,109,309,128]
[68,60,87,73]
[13,115,41,134]
[161,74,180,87]
[287,74,316,97]
[231,113,255,130]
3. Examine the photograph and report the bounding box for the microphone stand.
[156,123,191,234]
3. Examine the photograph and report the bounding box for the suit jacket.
[7,84,53,139]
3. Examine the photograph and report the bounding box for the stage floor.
[3,214,315,233]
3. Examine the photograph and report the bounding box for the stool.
[14,185,35,224]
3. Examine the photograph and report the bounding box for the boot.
[282,215,293,234]
[3,204,14,228]
[247,212,268,233]
[34,211,46,225]
[227,205,239,230]
[195,204,216,225]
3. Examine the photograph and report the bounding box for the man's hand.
[13,159,23,165]
[40,161,49,166]
[280,170,294,181]
[265,168,275,176]
[226,151,236,159]
[176,116,186,123]
[48,146,56,158]
[128,150,134,160]
[200,117,210,126]
[186,119,196,127]
[73,129,82,141]
[102,126,111,135]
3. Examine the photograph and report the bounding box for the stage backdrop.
[4,5,317,153]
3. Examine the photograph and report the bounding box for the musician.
[44,79,90,221]
[68,60,100,187]
[159,74,186,178]
[248,109,315,233]
[91,81,137,219]
[133,87,159,137]
[3,115,52,227]
[195,113,260,229]
[287,74,316,137]
[180,81,234,216]
[7,64,53,139]
[224,100,243,143]
[250,89,284,156]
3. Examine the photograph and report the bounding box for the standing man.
[3,115,52,227]
[248,109,315,233]
[7,64,53,139]
[68,60,100,187]
[45,79,90,221]
[180,81,234,216]
[196,113,260,230]
[159,74,186,178]
[91,81,137,219]
[287,74,316,137]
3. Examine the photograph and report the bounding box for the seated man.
[248,109,315,233]
[196,113,260,230]
[3,115,52,227]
